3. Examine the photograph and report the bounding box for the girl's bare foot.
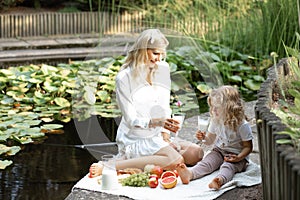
[89,162,103,178]
[208,177,223,190]
[175,163,192,184]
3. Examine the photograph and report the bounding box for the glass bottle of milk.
[101,154,118,190]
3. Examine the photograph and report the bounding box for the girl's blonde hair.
[207,85,247,131]
[121,29,169,78]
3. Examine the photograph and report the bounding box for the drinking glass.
[197,116,210,143]
[101,154,118,190]
[171,113,185,151]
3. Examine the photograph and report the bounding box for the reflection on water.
[0,120,117,200]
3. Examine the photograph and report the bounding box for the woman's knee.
[182,145,204,166]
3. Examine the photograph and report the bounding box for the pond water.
[0,118,118,200]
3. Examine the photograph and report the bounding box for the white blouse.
[115,61,172,159]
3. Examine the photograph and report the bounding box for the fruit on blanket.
[144,164,155,173]
[148,176,159,188]
[160,176,177,189]
[149,174,159,179]
[161,170,177,179]
[121,173,149,187]
[150,166,163,178]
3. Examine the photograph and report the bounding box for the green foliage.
[274,34,300,153]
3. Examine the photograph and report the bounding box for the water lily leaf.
[26,120,42,126]
[34,91,44,98]
[21,97,34,103]
[17,112,39,118]
[84,90,96,105]
[29,132,45,138]
[41,124,64,130]
[29,78,43,84]
[62,80,76,88]
[1,97,14,104]
[6,146,21,156]
[7,91,22,97]
[59,69,71,77]
[0,69,14,76]
[7,110,17,115]
[43,81,58,92]
[65,89,77,94]
[54,97,70,107]
[41,64,58,75]
[0,77,7,82]
[0,133,9,141]
[0,144,10,154]
[11,135,33,144]
[41,117,54,123]
[33,97,47,105]
[96,91,109,102]
[60,117,71,123]
[0,160,13,169]
[33,107,48,112]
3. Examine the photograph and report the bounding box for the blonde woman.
[176,85,253,189]
[89,29,203,177]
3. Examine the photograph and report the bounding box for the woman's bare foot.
[208,177,223,190]
[89,162,103,178]
[175,163,192,184]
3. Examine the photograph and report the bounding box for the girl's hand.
[224,154,241,162]
[195,130,206,141]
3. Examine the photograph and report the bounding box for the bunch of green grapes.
[121,173,149,187]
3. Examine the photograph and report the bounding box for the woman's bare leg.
[179,141,203,166]
[89,145,183,177]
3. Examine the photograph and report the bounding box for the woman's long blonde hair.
[121,29,169,78]
[207,85,247,131]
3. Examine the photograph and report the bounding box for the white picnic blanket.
[72,160,261,200]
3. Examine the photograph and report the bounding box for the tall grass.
[214,0,300,59]
[112,0,299,60]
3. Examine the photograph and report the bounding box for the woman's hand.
[161,132,171,143]
[195,130,206,141]
[163,118,180,133]
[149,118,165,128]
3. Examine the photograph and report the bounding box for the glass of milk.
[197,116,210,143]
[171,113,185,151]
[101,154,118,190]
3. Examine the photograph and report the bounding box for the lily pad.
[6,146,21,156]
[0,160,13,169]
[54,97,71,108]
[11,135,33,144]
[40,124,64,130]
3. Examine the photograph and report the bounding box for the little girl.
[176,85,253,189]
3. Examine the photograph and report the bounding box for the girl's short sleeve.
[239,121,253,141]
